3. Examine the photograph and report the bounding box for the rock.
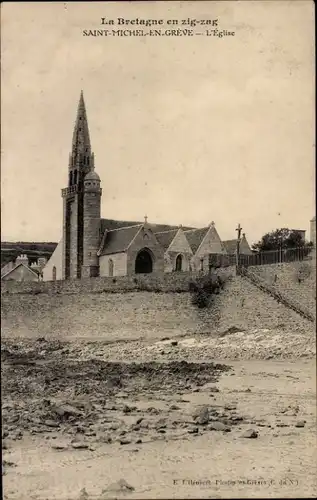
[84,430,96,437]
[230,416,243,422]
[98,434,112,444]
[71,442,89,449]
[109,424,119,431]
[119,439,132,445]
[136,417,143,425]
[156,418,167,429]
[224,405,237,411]
[171,341,178,346]
[169,404,180,410]
[188,427,199,434]
[102,479,135,494]
[53,404,83,419]
[122,405,132,414]
[147,407,159,415]
[44,419,60,428]
[51,442,68,450]
[209,421,231,432]
[193,406,209,425]
[241,429,258,439]
[135,439,142,444]
[295,420,306,428]
[209,386,219,393]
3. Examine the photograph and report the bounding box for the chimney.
[15,254,29,266]
[37,257,47,270]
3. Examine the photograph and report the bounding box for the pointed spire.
[69,91,94,174]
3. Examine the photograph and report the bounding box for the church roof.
[100,218,194,234]
[155,229,179,250]
[99,225,142,256]
[223,239,237,254]
[183,227,209,254]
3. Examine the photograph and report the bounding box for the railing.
[208,246,314,269]
[61,185,80,197]
[240,266,315,323]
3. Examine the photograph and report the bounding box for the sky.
[1,1,315,245]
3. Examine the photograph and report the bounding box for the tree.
[252,228,310,252]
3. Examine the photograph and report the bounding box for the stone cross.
[236,223,242,241]
[235,223,242,273]
[144,215,148,224]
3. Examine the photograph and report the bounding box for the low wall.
[250,260,316,317]
[1,268,235,295]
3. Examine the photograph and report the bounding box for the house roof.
[183,227,209,254]
[1,262,39,280]
[155,229,179,250]
[100,218,194,234]
[99,225,142,256]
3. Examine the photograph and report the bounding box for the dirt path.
[2,339,316,499]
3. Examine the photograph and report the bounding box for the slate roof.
[155,229,179,250]
[100,218,194,234]
[183,227,209,254]
[1,262,39,280]
[99,225,142,256]
[223,239,237,254]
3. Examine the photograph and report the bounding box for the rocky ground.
[2,329,316,499]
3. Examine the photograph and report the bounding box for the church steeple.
[68,91,94,186]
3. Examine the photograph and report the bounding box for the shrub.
[189,273,228,308]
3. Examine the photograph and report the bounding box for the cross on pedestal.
[235,223,242,275]
[236,223,242,241]
[144,215,148,224]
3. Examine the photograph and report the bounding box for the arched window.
[175,254,183,272]
[52,266,57,281]
[74,170,78,185]
[109,259,114,277]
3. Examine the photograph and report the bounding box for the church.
[43,92,252,282]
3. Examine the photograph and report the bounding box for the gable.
[42,239,63,281]
[127,225,163,254]
[195,225,227,256]
[223,237,252,255]
[167,228,193,254]
[1,263,38,281]
[240,237,253,255]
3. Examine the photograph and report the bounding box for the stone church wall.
[99,253,127,277]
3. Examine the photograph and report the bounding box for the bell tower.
[61,91,95,279]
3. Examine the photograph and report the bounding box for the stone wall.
[1,270,228,295]
[2,271,313,342]
[2,261,315,342]
[250,260,316,317]
[99,252,127,277]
